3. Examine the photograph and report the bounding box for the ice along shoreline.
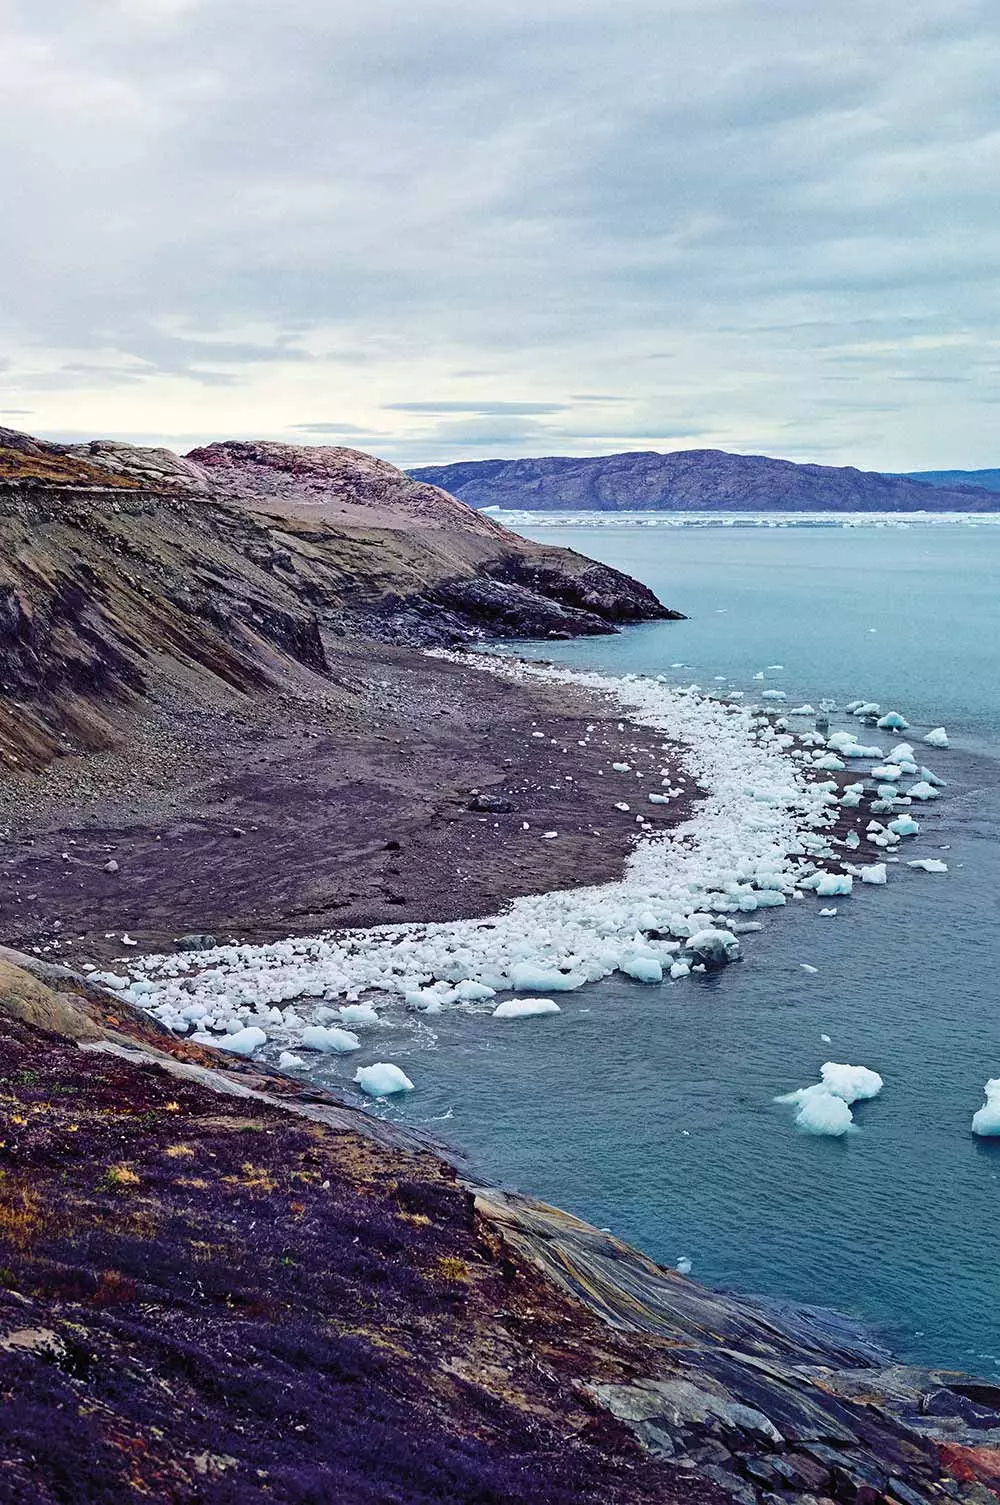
[104,652,945,1058]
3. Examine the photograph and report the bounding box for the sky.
[2,0,998,471]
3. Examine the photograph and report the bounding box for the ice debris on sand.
[972,1079,1000,1136]
[776,1060,883,1136]
[353,1063,415,1097]
[492,998,561,1019]
[923,727,950,749]
[116,657,903,1039]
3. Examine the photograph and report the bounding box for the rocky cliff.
[0,428,675,769]
[410,449,1000,513]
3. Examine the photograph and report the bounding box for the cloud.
[383,401,568,415]
[1,0,998,467]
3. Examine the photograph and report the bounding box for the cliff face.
[410,449,1000,513]
[0,429,675,769]
[1,951,999,1505]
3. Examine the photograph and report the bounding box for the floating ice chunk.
[192,1026,266,1057]
[888,814,919,836]
[801,963,819,973]
[923,727,949,749]
[972,1079,1000,1136]
[492,997,561,1019]
[405,989,443,1014]
[919,765,946,786]
[777,1083,854,1137]
[676,1256,693,1275]
[454,980,496,1003]
[820,1061,883,1102]
[851,702,880,718]
[669,960,691,979]
[301,1025,362,1054]
[876,712,909,731]
[354,1063,414,1097]
[621,955,664,984]
[907,858,948,873]
[821,1033,832,1043]
[510,962,586,992]
[871,765,903,782]
[686,929,740,965]
[278,1051,306,1069]
[859,863,888,885]
[888,743,915,763]
[761,689,786,701]
[817,873,853,896]
[337,1003,382,1025]
[819,907,838,917]
[907,781,940,801]
[788,704,816,716]
[842,743,885,759]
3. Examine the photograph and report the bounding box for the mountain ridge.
[410,447,1000,512]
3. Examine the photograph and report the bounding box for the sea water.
[381,520,1000,1376]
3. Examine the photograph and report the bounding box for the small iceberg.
[972,1079,1000,1136]
[923,727,949,749]
[301,1025,362,1054]
[492,997,561,1019]
[354,1063,415,1097]
[776,1060,883,1137]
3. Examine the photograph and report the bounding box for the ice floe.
[972,1080,1000,1136]
[776,1061,883,1136]
[353,1063,415,1097]
[492,998,561,1019]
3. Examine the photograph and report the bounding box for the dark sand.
[0,645,699,966]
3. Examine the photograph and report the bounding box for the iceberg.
[353,1063,415,1097]
[300,1025,362,1054]
[492,997,561,1019]
[972,1079,1000,1136]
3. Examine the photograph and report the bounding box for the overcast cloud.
[2,0,998,467]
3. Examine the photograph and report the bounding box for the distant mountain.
[410,449,1000,513]
[900,468,1000,494]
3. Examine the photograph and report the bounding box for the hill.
[410,448,1000,512]
[901,468,1000,494]
[0,427,674,771]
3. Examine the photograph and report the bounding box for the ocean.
[381,517,1000,1378]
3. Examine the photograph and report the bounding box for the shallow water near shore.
[348,520,1000,1376]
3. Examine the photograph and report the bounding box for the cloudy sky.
[2,0,998,469]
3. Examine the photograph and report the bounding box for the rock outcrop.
[1,952,998,1505]
[0,428,675,769]
[411,449,1000,513]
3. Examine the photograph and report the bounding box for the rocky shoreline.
[2,950,999,1504]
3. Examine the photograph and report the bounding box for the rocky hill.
[0,427,674,770]
[410,449,1000,512]
[902,468,1000,494]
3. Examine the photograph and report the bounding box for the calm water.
[323,521,1000,1376]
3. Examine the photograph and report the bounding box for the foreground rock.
[1,953,998,1504]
